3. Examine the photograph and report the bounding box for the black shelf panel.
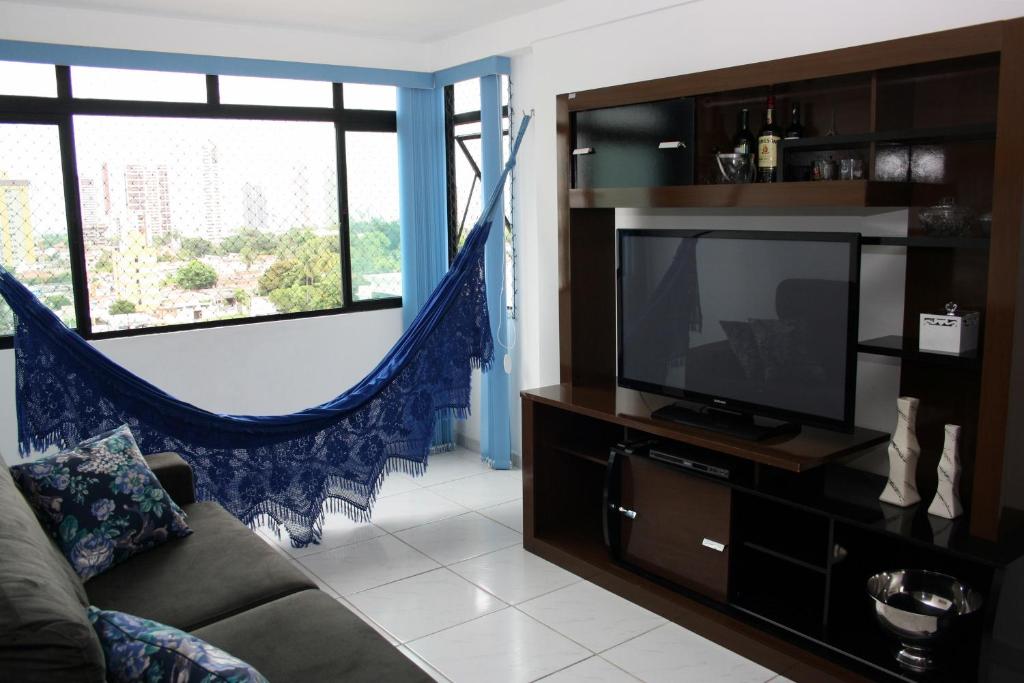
[742,541,828,574]
[779,123,996,151]
[858,335,980,369]
[861,235,990,249]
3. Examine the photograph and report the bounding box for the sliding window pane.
[219,76,332,108]
[73,116,341,332]
[345,132,400,301]
[70,66,207,102]
[0,61,57,97]
[0,123,75,333]
[344,84,396,110]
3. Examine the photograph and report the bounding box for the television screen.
[617,229,859,430]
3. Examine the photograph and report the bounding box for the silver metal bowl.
[867,569,983,672]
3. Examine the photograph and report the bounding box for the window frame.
[0,65,401,349]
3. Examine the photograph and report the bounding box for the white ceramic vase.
[880,396,922,507]
[927,424,964,519]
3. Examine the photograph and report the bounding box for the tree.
[93,251,113,273]
[44,294,72,309]
[179,237,214,260]
[256,229,343,313]
[232,289,251,310]
[110,299,136,315]
[240,245,258,270]
[175,260,218,290]
[221,229,278,255]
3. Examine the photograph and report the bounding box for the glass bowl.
[918,198,975,236]
[715,153,755,184]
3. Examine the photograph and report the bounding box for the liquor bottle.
[732,108,756,155]
[757,95,781,182]
[785,103,803,140]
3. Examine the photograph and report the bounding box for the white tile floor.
[258,448,794,683]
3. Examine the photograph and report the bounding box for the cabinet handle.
[658,141,686,149]
[613,505,638,520]
[572,147,594,156]
[701,538,726,552]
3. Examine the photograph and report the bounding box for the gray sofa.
[0,452,431,683]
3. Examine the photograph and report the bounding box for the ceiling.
[29,0,567,42]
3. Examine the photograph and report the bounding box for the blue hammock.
[0,114,531,547]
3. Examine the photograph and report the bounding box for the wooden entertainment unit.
[522,20,1024,683]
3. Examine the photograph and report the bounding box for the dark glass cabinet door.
[573,98,695,188]
[607,452,731,601]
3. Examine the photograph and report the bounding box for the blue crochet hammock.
[0,114,531,547]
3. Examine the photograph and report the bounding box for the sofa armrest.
[145,452,196,506]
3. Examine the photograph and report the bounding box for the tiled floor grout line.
[592,620,668,656]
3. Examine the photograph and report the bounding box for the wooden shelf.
[861,236,990,249]
[778,123,997,151]
[523,384,888,473]
[568,180,910,210]
[548,443,608,466]
[857,335,980,369]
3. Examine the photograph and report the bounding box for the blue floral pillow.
[88,607,268,683]
[10,424,191,581]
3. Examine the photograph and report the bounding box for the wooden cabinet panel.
[613,454,731,601]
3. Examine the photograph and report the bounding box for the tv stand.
[522,383,1023,683]
[651,403,801,441]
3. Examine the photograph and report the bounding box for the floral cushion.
[88,606,268,683]
[10,424,192,581]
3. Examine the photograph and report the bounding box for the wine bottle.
[785,103,803,140]
[732,108,756,155]
[757,95,781,183]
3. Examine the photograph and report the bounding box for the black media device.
[649,447,732,480]
[617,229,860,440]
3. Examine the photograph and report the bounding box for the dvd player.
[649,448,731,480]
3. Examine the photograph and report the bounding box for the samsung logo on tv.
[713,399,727,405]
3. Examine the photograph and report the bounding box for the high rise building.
[112,226,160,313]
[124,164,171,242]
[0,177,37,266]
[242,181,269,232]
[291,164,313,229]
[79,176,110,244]
[201,141,225,240]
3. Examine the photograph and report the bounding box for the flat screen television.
[617,229,860,437]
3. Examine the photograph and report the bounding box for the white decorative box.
[919,303,979,355]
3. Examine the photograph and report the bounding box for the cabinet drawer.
[572,98,695,189]
[610,453,730,601]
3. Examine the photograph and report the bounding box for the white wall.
[449,0,1024,458]
[0,309,403,464]
[0,0,428,71]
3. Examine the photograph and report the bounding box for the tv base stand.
[522,384,1022,683]
[651,402,801,441]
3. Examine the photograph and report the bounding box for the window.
[446,77,516,317]
[343,83,396,111]
[0,65,400,345]
[70,67,207,103]
[0,122,74,333]
[218,76,333,108]
[345,132,400,301]
[0,61,57,97]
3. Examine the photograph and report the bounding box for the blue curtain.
[479,75,512,470]
[398,86,453,451]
